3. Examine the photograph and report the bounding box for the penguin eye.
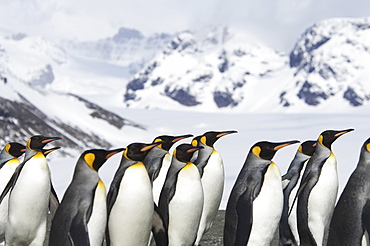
[252,146,261,158]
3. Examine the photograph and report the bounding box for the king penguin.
[49,148,124,246]
[144,134,193,246]
[107,142,162,246]
[224,140,299,246]
[158,143,204,246]
[327,137,370,245]
[0,142,26,242]
[296,128,354,246]
[191,130,237,246]
[144,134,193,204]
[0,135,60,246]
[279,140,316,246]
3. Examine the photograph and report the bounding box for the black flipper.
[49,181,60,219]
[158,172,178,230]
[69,201,91,246]
[288,169,314,216]
[362,200,370,235]
[235,188,253,246]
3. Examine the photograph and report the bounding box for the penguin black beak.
[106,148,125,159]
[172,134,194,143]
[141,141,165,152]
[41,137,62,144]
[333,128,354,137]
[216,130,238,138]
[273,140,300,151]
[186,146,204,153]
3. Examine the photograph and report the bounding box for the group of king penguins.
[0,130,237,246]
[224,127,370,246]
[0,128,369,246]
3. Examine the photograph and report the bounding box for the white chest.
[202,151,224,196]
[0,159,20,192]
[88,180,107,246]
[168,163,204,246]
[198,151,224,227]
[248,163,283,246]
[6,155,50,245]
[108,163,153,246]
[307,155,338,245]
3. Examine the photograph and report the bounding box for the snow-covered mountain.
[282,17,370,108]
[123,18,370,113]
[123,26,290,112]
[0,33,145,156]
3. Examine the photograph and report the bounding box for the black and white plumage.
[107,142,162,246]
[0,142,25,243]
[224,140,299,246]
[144,134,193,204]
[327,137,370,245]
[191,130,237,246]
[158,143,204,246]
[0,135,60,246]
[279,140,316,246]
[297,129,353,246]
[49,148,123,246]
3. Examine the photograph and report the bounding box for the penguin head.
[27,135,61,152]
[83,148,125,171]
[42,147,61,157]
[4,142,26,158]
[173,143,203,163]
[124,142,164,161]
[152,134,193,151]
[298,140,317,156]
[251,140,300,160]
[192,130,238,147]
[318,128,354,149]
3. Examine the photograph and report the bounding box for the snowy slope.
[0,64,144,157]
